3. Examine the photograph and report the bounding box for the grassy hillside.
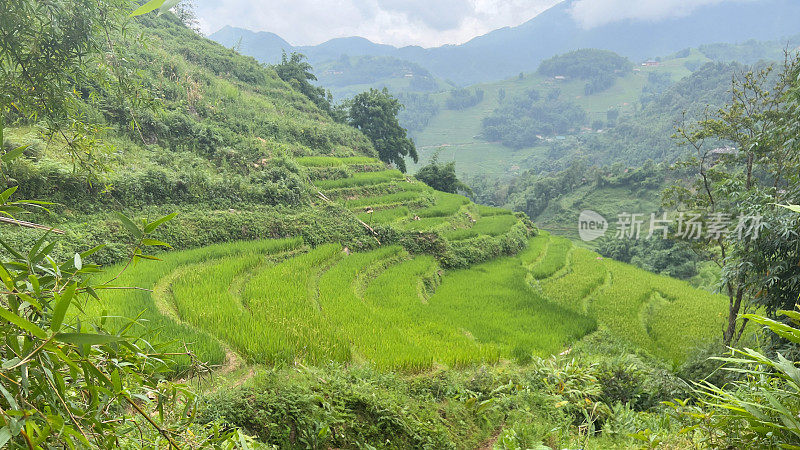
[410,48,714,177]
[0,12,381,263]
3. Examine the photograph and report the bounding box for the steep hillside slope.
[1,12,377,263]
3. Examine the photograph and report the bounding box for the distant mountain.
[210,26,292,64]
[211,0,800,85]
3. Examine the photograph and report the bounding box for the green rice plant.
[346,191,424,209]
[296,156,381,167]
[359,256,501,369]
[414,191,470,218]
[426,254,597,360]
[357,206,410,224]
[540,248,608,314]
[476,204,514,217]
[396,216,452,231]
[315,170,404,189]
[588,258,727,363]
[517,234,549,265]
[442,215,520,241]
[78,238,304,370]
[235,244,351,364]
[324,179,431,202]
[341,156,382,165]
[529,236,572,279]
[80,232,725,371]
[296,156,345,167]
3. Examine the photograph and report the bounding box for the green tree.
[346,88,418,172]
[414,152,472,195]
[272,51,332,112]
[664,55,800,346]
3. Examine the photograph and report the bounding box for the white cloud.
[195,0,560,47]
[568,0,746,29]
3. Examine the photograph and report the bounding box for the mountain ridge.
[210,0,800,85]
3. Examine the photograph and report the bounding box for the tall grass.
[315,170,404,189]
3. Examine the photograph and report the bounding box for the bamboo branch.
[0,217,65,234]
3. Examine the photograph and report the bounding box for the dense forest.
[537,49,633,95]
[482,89,587,148]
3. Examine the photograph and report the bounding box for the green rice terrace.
[84,157,728,374]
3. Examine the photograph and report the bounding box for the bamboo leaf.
[158,0,181,14]
[1,145,27,163]
[0,308,47,339]
[115,212,142,238]
[777,204,800,214]
[141,238,171,248]
[51,283,76,332]
[143,212,177,234]
[0,427,10,448]
[134,254,162,261]
[129,0,166,17]
[0,186,18,204]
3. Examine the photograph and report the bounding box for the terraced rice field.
[86,237,592,370]
[78,158,726,373]
[300,156,525,240]
[84,231,725,372]
[531,233,728,363]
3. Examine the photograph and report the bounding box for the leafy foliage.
[414,152,472,195]
[668,309,800,448]
[345,88,418,172]
[0,198,194,447]
[538,49,632,95]
[445,88,484,110]
[482,89,587,148]
[271,51,334,113]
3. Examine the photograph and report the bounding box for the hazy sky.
[195,0,747,48]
